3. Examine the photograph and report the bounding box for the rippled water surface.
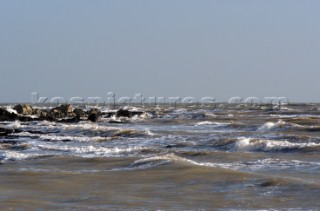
[1,104,320,210]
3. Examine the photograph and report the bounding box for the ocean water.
[1,104,320,210]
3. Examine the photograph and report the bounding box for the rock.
[13,104,23,114]
[131,111,145,116]
[88,113,99,122]
[0,108,18,121]
[258,180,280,187]
[39,115,55,121]
[17,116,36,121]
[58,115,81,123]
[73,108,86,118]
[116,109,144,118]
[13,104,35,115]
[116,109,131,118]
[87,108,100,122]
[38,110,49,118]
[50,104,75,118]
[87,108,100,115]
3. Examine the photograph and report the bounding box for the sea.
[1,103,320,210]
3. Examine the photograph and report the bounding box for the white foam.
[234,137,320,152]
[205,113,216,117]
[132,154,236,170]
[242,158,320,171]
[258,120,287,131]
[11,132,39,137]
[195,121,228,126]
[3,121,23,129]
[144,129,155,136]
[4,106,18,114]
[1,151,43,161]
[37,144,145,157]
[131,154,320,172]
[60,123,118,132]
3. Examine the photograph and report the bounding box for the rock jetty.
[0,104,147,123]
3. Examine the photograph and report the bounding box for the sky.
[1,0,320,103]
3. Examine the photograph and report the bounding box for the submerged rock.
[0,128,21,136]
[116,109,144,118]
[116,109,131,117]
[88,113,99,122]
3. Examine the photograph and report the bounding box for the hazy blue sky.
[1,0,319,103]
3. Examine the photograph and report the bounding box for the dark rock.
[38,115,55,122]
[13,104,35,115]
[116,109,131,118]
[50,104,75,118]
[116,109,144,118]
[258,180,280,187]
[13,104,23,114]
[73,108,86,118]
[87,108,100,122]
[18,116,37,121]
[88,113,99,122]
[131,111,144,116]
[87,108,100,115]
[0,108,18,121]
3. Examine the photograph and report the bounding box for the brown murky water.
[1,104,320,210]
[1,157,320,210]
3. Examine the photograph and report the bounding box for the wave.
[115,154,320,173]
[0,150,55,162]
[212,137,320,152]
[36,144,146,157]
[258,120,293,131]
[258,120,320,133]
[235,137,320,152]
[195,121,229,127]
[31,129,152,142]
[125,154,236,170]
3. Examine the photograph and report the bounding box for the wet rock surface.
[0,104,147,123]
[0,108,18,121]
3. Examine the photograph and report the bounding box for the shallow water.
[1,104,320,210]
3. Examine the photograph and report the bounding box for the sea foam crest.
[37,144,145,157]
[129,154,320,173]
[195,121,228,126]
[234,137,320,152]
[258,120,287,131]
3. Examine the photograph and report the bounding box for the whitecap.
[258,120,289,131]
[234,137,320,152]
[37,144,146,157]
[4,106,18,114]
[195,121,228,126]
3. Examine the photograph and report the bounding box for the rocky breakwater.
[0,104,148,123]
